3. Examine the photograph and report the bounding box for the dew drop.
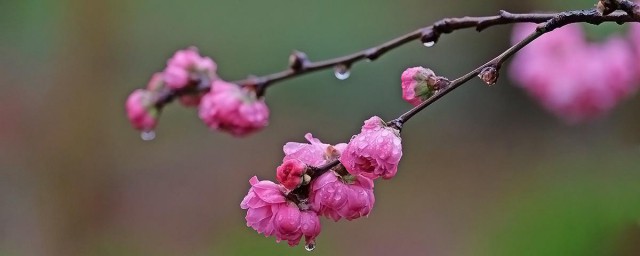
[423,41,435,47]
[334,65,351,80]
[140,130,156,141]
[305,243,316,251]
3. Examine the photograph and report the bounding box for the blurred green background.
[1,0,639,255]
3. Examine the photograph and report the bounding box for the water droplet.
[305,243,316,251]
[334,65,351,80]
[140,130,156,141]
[423,41,435,47]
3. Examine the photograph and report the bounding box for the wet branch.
[155,5,637,106]
[300,7,640,184]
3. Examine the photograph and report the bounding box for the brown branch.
[154,8,638,106]
[293,8,640,188]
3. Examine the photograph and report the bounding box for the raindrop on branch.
[140,130,156,141]
[423,41,435,47]
[334,64,351,80]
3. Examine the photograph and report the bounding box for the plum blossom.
[240,176,321,247]
[163,47,217,90]
[510,23,639,123]
[283,133,346,167]
[198,80,269,136]
[340,116,403,179]
[309,171,375,221]
[125,89,158,131]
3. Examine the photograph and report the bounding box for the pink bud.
[146,73,165,92]
[276,159,307,190]
[198,80,269,136]
[340,116,403,179]
[125,89,158,131]
[401,66,436,106]
[163,47,217,90]
[310,171,375,221]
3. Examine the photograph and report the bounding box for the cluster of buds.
[241,116,403,249]
[125,47,270,137]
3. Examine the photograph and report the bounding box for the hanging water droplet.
[305,243,316,251]
[140,130,156,141]
[423,41,435,47]
[334,64,351,80]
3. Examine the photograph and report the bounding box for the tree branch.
[292,8,640,190]
[155,8,637,106]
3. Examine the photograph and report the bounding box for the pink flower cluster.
[241,117,402,248]
[510,23,639,123]
[125,47,269,137]
[240,176,321,247]
[199,80,269,136]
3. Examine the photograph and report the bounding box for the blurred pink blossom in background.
[509,23,639,123]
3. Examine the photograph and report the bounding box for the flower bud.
[478,66,499,85]
[276,159,308,190]
[288,50,309,71]
[163,47,217,90]
[125,89,158,131]
[400,66,437,106]
[146,73,165,92]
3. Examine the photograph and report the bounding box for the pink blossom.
[241,177,284,237]
[272,204,321,246]
[198,80,269,136]
[283,133,346,167]
[125,89,158,131]
[310,171,375,221]
[146,73,165,92]
[163,47,217,90]
[299,210,321,245]
[340,116,403,179]
[240,176,321,246]
[276,159,307,191]
[401,66,436,106]
[510,23,639,123]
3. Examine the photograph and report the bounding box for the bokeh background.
[1,0,640,255]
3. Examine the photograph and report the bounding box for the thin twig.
[155,9,636,106]
[299,8,640,184]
